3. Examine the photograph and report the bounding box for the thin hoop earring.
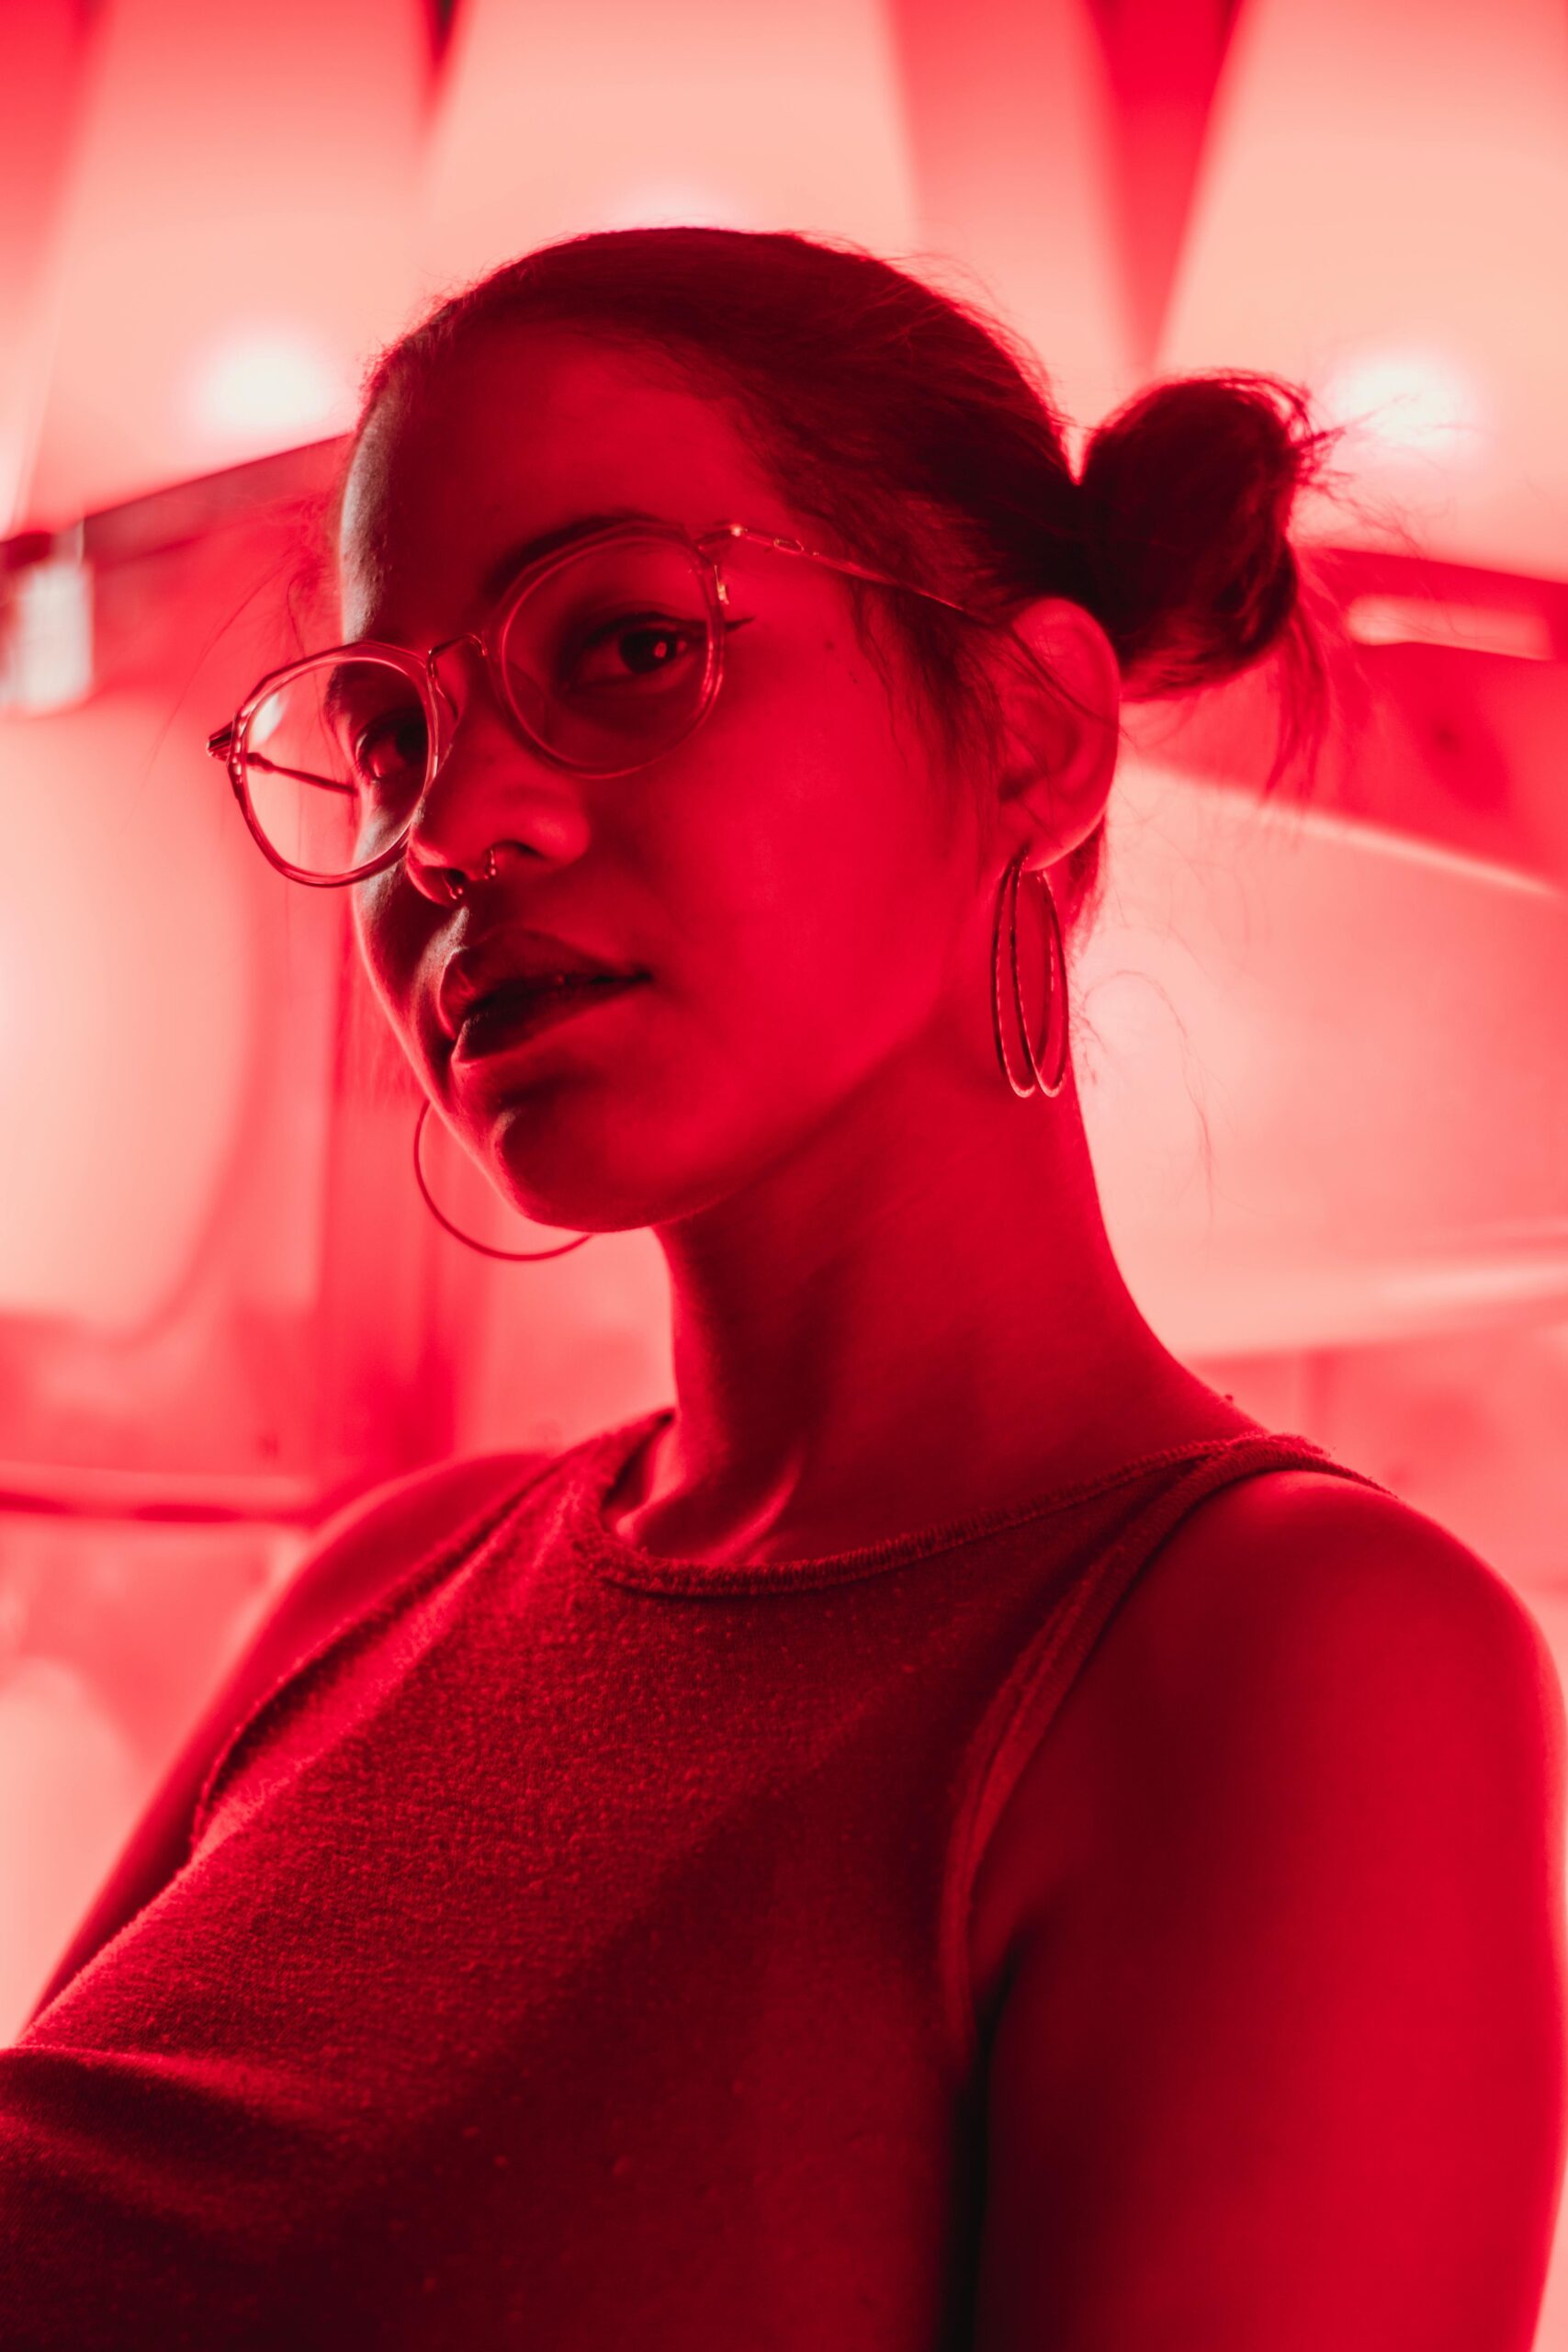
[412,1102,594,1261]
[990,849,1069,1100]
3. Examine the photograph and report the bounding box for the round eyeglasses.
[207,518,989,888]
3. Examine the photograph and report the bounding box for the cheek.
[352,874,427,1038]
[645,726,957,1080]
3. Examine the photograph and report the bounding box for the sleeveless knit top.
[0,1408,1387,2349]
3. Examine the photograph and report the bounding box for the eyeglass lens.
[237,535,718,882]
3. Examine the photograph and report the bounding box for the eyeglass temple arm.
[206,727,354,797]
[703,522,981,619]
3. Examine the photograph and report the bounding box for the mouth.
[449,974,648,1067]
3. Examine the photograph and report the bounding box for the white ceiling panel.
[18,0,429,526]
[0,1,87,534]
[1158,0,1568,577]
[893,0,1134,445]
[0,692,254,1329]
[418,0,918,302]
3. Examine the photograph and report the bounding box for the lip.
[449,974,648,1067]
[437,930,645,1038]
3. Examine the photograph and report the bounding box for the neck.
[615,1039,1238,1561]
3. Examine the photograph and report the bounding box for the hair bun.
[1076,371,1338,700]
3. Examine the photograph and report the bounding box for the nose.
[400,635,592,901]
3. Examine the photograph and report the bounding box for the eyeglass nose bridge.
[424,631,487,729]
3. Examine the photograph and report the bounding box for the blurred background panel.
[11,0,430,529]
[0,19,1565,2341]
[889,0,1136,435]
[421,0,919,288]
[0,443,478,1493]
[1160,0,1568,575]
[0,1512,299,2037]
[1086,750,1568,1355]
[0,0,85,535]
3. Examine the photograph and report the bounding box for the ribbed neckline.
[560,1404,1308,1598]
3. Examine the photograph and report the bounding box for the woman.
[4,226,1562,2348]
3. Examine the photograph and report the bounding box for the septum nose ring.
[443,839,509,899]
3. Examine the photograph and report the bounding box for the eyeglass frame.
[206,517,996,889]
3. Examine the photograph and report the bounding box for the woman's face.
[340,327,998,1236]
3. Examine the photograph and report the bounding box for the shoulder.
[1092,1463,1565,1909]
[1107,1461,1557,1718]
[228,1445,558,1736]
[973,1462,1564,1994]
[25,1448,554,2020]
[1099,1464,1562,1795]
[293,1448,554,1632]
[971,1466,1568,2347]
[235,1446,558,1702]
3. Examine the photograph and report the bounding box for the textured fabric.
[0,1409,1387,2348]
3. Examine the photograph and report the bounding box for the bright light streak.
[1345,595,1553,660]
[590,181,753,232]
[0,556,94,712]
[252,689,289,748]
[1193,763,1564,902]
[1371,1248,1568,1314]
[1317,346,1491,468]
[185,326,354,454]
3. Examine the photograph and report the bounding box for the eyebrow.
[479,507,675,602]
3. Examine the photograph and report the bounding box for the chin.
[482,1110,681,1235]
[479,1057,822,1232]
[505,1170,733,1237]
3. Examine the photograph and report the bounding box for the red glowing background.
[1,0,1566,2327]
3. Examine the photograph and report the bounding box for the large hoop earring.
[990,849,1069,1100]
[412,1102,595,1261]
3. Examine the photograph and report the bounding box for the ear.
[989,598,1122,872]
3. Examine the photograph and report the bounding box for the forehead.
[338,329,781,641]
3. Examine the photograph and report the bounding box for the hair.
[330,223,1347,934]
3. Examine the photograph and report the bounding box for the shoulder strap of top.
[938,1433,1393,2078]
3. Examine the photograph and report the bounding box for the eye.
[352,707,429,789]
[321,663,430,794]
[563,610,708,691]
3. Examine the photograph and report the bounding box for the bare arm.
[973,1473,1567,2351]
[26,1450,547,2026]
